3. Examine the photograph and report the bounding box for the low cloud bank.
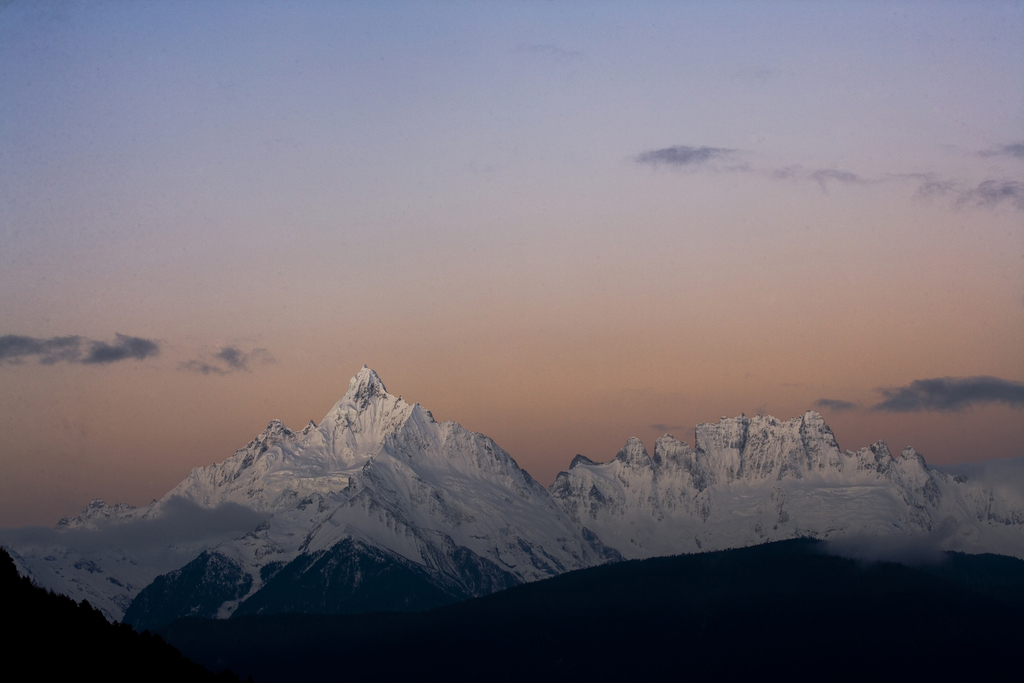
[0,497,268,566]
[822,519,957,567]
[934,456,1024,508]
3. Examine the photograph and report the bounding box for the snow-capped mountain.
[2,369,1022,626]
[120,367,617,629]
[549,412,1024,560]
[4,368,615,624]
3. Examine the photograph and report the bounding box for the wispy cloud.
[635,144,1023,211]
[179,360,225,376]
[180,346,275,376]
[872,376,1024,412]
[0,334,159,366]
[814,399,859,413]
[767,165,873,191]
[916,176,1024,210]
[649,423,686,432]
[963,179,1024,210]
[636,146,870,190]
[635,145,736,167]
[517,43,583,60]
[809,168,867,190]
[979,142,1024,160]
[914,175,959,198]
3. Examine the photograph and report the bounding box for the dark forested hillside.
[1,547,243,682]
[160,539,1023,682]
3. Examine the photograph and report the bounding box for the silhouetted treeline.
[161,539,1023,682]
[1,547,244,682]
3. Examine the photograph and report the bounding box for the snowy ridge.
[164,369,408,511]
[56,500,147,530]
[550,412,1024,559]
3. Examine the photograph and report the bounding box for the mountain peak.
[614,437,651,468]
[570,454,598,469]
[350,366,387,394]
[317,367,413,448]
[339,366,391,410]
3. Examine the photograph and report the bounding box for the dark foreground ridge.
[1,548,243,682]
[159,538,1023,681]
[124,537,512,633]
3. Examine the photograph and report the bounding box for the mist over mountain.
[2,368,1022,630]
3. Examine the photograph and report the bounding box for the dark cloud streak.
[0,335,83,365]
[635,145,736,166]
[979,142,1024,159]
[873,376,1024,412]
[0,334,159,366]
[81,334,160,364]
[216,346,249,370]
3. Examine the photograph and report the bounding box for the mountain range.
[3,367,1022,629]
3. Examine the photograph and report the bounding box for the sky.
[1,1,1022,527]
